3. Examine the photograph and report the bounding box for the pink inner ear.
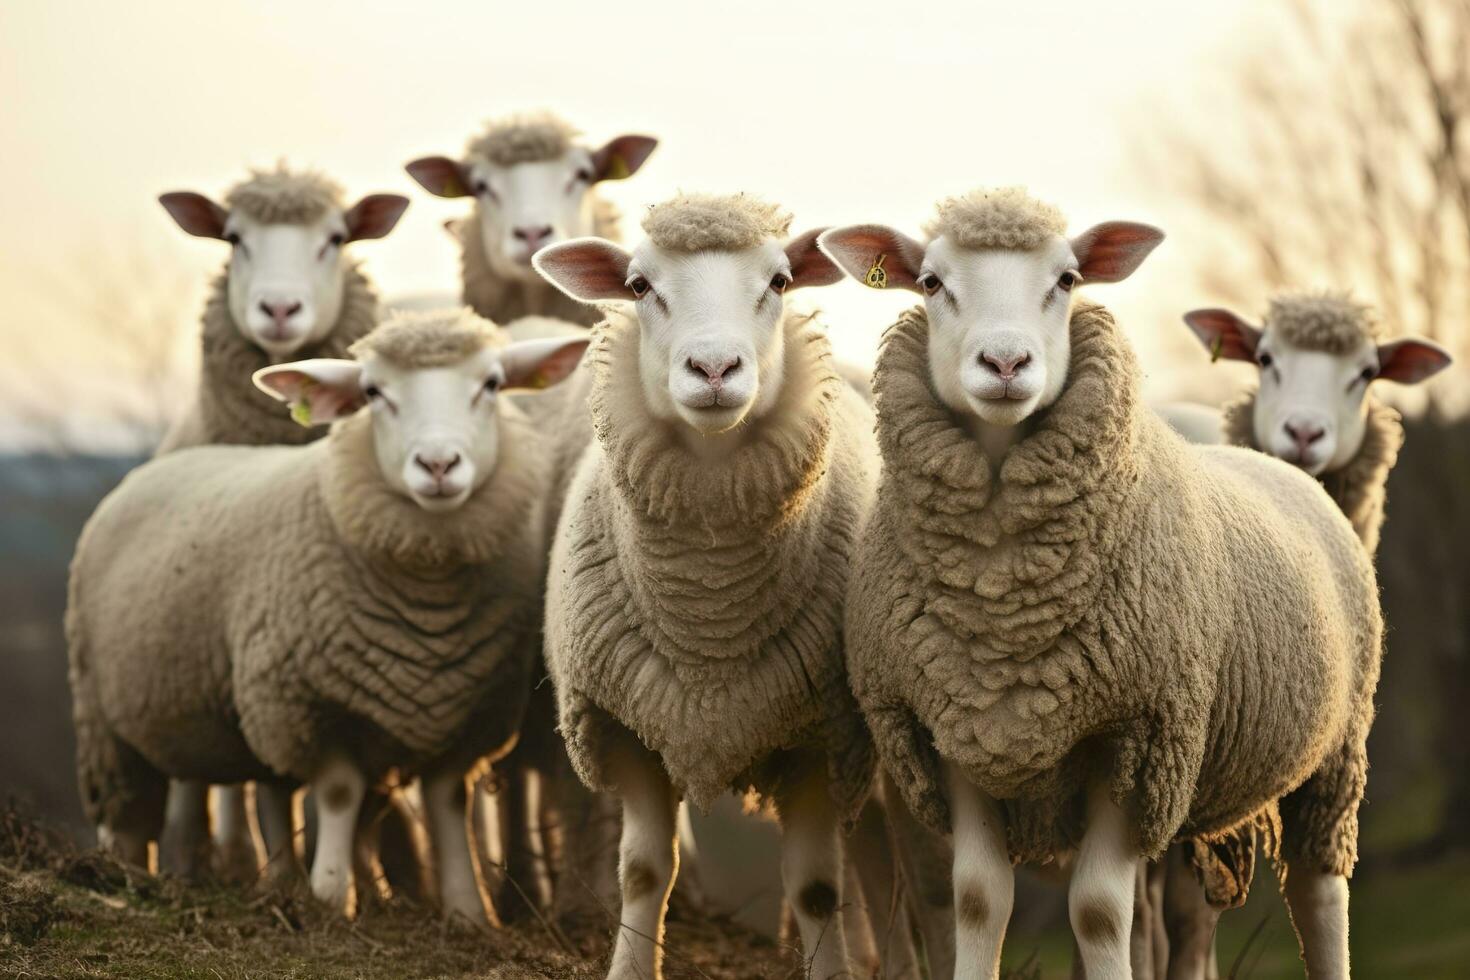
[786,228,845,289]
[535,241,632,302]
[1377,339,1452,384]
[1073,222,1164,283]
[159,192,228,240]
[593,135,658,181]
[820,226,923,291]
[1184,309,1259,362]
[405,156,472,198]
[345,194,410,242]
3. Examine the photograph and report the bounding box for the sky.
[0,0,1281,449]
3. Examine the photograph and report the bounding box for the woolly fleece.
[68,322,549,827]
[641,193,792,253]
[544,310,877,823]
[224,165,345,226]
[352,308,501,368]
[847,301,1382,877]
[1266,292,1381,356]
[466,112,579,168]
[921,187,1067,250]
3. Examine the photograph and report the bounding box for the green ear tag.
[1210,336,1224,363]
[864,254,888,289]
[604,155,630,180]
[290,400,313,427]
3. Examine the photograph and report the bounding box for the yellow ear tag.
[290,400,313,427]
[864,254,888,289]
[1210,336,1224,363]
[527,370,548,390]
[604,155,630,180]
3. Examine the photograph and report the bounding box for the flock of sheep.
[63,112,1454,980]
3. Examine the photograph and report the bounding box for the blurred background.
[1,1,1466,976]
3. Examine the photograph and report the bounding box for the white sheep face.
[532,229,842,439]
[1185,308,1452,475]
[819,221,1163,434]
[159,190,409,361]
[406,134,658,282]
[252,336,588,512]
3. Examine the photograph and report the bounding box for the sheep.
[531,192,875,980]
[405,112,657,327]
[151,164,409,882]
[820,187,1384,980]
[1148,294,1455,979]
[67,310,589,925]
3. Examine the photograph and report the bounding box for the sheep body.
[545,310,877,820]
[847,301,1381,875]
[68,342,546,828]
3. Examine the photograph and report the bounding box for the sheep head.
[1185,295,1451,474]
[253,311,587,512]
[405,112,656,281]
[160,165,408,360]
[821,188,1162,433]
[532,192,843,439]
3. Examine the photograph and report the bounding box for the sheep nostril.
[981,352,1030,379]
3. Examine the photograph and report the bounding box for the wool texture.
[352,308,501,368]
[224,164,345,226]
[848,301,1382,876]
[68,380,549,826]
[922,187,1066,250]
[156,265,379,453]
[466,112,579,167]
[1224,391,1403,556]
[1266,292,1380,355]
[454,200,619,328]
[544,310,878,824]
[641,193,792,252]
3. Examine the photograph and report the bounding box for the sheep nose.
[1284,421,1325,455]
[513,226,554,252]
[414,452,461,481]
[259,300,303,326]
[686,355,741,387]
[980,351,1031,380]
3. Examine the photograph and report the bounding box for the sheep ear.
[1376,337,1452,384]
[159,192,228,240]
[344,194,410,243]
[1071,222,1164,283]
[533,238,634,302]
[252,359,365,427]
[499,337,591,391]
[592,135,658,182]
[1183,308,1262,363]
[785,228,845,290]
[817,225,925,292]
[405,156,473,198]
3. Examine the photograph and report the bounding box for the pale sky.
[0,0,1279,449]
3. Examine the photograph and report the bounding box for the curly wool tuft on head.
[224,164,345,225]
[1266,292,1380,354]
[466,111,580,167]
[351,310,502,369]
[922,187,1067,251]
[641,193,792,252]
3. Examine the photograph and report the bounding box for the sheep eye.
[474,180,498,203]
[575,168,593,183]
[328,232,346,247]
[628,276,651,298]
[1058,270,1081,292]
[363,384,381,400]
[919,273,942,296]
[483,375,501,394]
[770,273,790,293]
[225,231,242,247]
[1358,365,1377,383]
[1257,352,1274,369]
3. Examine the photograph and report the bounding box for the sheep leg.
[211,784,258,881]
[776,754,850,980]
[848,794,922,979]
[1163,844,1219,980]
[422,764,494,928]
[255,779,303,886]
[605,743,678,980]
[667,802,708,918]
[1129,860,1156,980]
[308,755,366,913]
[1147,858,1169,976]
[1069,784,1139,980]
[947,761,1013,980]
[886,771,957,980]
[158,779,210,879]
[1282,871,1349,979]
[492,764,544,919]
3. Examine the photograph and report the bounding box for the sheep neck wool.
[552,310,876,820]
[1222,391,1403,554]
[876,300,1140,657]
[193,264,378,447]
[456,200,619,327]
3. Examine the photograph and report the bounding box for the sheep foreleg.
[947,761,1013,980]
[422,764,494,928]
[1070,784,1140,980]
[308,754,366,914]
[606,744,678,980]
